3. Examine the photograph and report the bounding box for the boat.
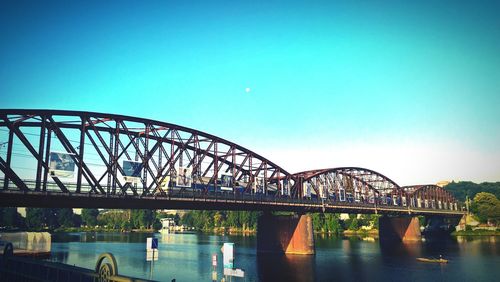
[416,257,448,263]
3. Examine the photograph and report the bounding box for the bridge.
[0,109,464,254]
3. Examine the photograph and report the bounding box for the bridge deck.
[0,189,464,216]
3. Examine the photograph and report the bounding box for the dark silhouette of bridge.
[0,109,461,215]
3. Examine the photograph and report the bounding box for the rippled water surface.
[49,232,499,281]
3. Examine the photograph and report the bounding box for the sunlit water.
[48,232,499,281]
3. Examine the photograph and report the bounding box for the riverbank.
[342,229,379,236]
[201,227,256,235]
[53,227,157,233]
[452,229,500,236]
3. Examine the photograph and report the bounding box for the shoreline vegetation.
[6,227,499,237]
[452,230,500,236]
[48,226,499,237]
[50,226,380,236]
[1,182,498,235]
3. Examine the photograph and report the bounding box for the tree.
[121,221,132,231]
[131,209,155,229]
[72,214,82,227]
[25,208,58,229]
[0,207,24,228]
[81,208,99,226]
[446,181,500,202]
[180,212,194,227]
[348,216,359,231]
[98,210,128,229]
[57,208,75,227]
[213,212,224,227]
[325,213,342,233]
[471,192,500,224]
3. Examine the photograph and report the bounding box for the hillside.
[445,181,500,202]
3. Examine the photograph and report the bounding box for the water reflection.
[48,232,500,282]
[257,253,315,282]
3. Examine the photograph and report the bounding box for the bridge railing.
[0,178,462,213]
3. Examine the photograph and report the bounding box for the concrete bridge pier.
[379,216,421,241]
[257,213,315,255]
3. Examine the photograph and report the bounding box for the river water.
[49,232,499,282]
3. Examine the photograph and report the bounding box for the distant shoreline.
[452,230,500,236]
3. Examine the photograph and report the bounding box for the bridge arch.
[403,185,459,210]
[0,109,294,196]
[293,167,402,204]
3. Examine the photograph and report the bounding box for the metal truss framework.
[0,110,294,197]
[0,109,460,212]
[295,168,459,210]
[403,185,458,210]
[294,167,401,200]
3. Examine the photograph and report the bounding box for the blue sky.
[1,0,499,185]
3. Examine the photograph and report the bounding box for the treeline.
[180,211,260,231]
[92,209,161,230]
[0,207,81,230]
[443,181,499,225]
[469,192,500,225]
[0,207,26,229]
[26,208,82,229]
[178,211,380,233]
[446,181,500,202]
[310,213,379,234]
[0,208,165,231]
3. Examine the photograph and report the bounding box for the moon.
[245,87,251,93]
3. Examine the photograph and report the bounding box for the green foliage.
[310,213,343,234]
[343,214,359,230]
[180,212,194,227]
[72,214,82,227]
[25,208,68,230]
[96,209,157,230]
[453,229,500,236]
[0,207,25,228]
[470,192,500,224]
[418,216,426,227]
[98,210,130,229]
[348,217,360,230]
[56,208,75,227]
[25,208,47,229]
[121,221,132,231]
[445,181,500,202]
[130,209,155,229]
[22,208,163,231]
[370,214,380,229]
[152,220,162,230]
[81,208,99,226]
[180,210,261,231]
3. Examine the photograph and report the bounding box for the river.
[48,232,499,281]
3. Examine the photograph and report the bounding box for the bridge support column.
[257,213,315,255]
[379,216,421,241]
[422,215,461,237]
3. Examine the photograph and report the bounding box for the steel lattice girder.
[0,109,294,196]
[293,167,402,196]
[402,185,459,208]
[0,109,462,212]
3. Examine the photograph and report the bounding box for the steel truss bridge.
[0,109,462,216]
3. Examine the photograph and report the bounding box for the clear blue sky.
[1,0,499,184]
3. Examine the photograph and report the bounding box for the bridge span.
[0,109,464,254]
[0,180,462,217]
